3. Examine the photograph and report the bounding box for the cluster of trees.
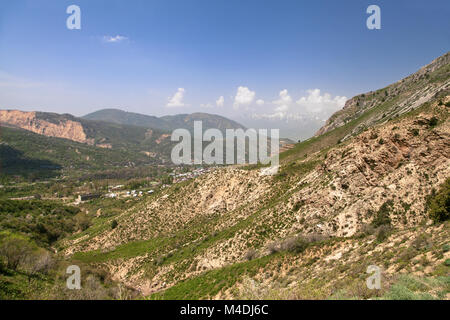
[0,125,171,183]
[428,178,450,223]
[0,232,54,282]
[0,199,84,247]
[79,166,166,181]
[0,231,138,300]
[161,175,174,185]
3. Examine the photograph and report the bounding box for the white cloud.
[253,88,346,121]
[200,103,213,108]
[258,89,293,119]
[103,35,128,43]
[272,89,292,114]
[296,89,347,114]
[251,112,303,121]
[216,96,224,107]
[256,99,265,106]
[233,86,255,109]
[167,88,186,107]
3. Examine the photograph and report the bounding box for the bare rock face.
[0,110,92,144]
[291,105,450,237]
[155,134,170,144]
[63,167,273,255]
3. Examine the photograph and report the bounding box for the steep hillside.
[83,109,246,133]
[316,52,450,139]
[0,110,90,144]
[61,93,449,298]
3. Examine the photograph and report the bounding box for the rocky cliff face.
[0,110,92,144]
[288,101,450,237]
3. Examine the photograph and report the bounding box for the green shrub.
[411,234,432,251]
[266,242,280,254]
[280,237,308,253]
[244,249,257,261]
[428,178,450,223]
[428,117,438,127]
[276,233,327,254]
[375,225,391,243]
[111,220,118,230]
[0,200,80,247]
[0,232,35,271]
[371,201,393,228]
[382,275,445,300]
[75,214,92,231]
[293,201,304,211]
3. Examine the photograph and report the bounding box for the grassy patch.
[72,237,169,263]
[151,254,277,300]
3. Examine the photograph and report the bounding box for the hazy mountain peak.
[83,108,246,132]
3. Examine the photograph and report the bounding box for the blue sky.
[0,0,449,139]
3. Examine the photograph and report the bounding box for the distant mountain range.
[0,109,173,152]
[0,109,248,151]
[82,109,246,133]
[0,109,249,179]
